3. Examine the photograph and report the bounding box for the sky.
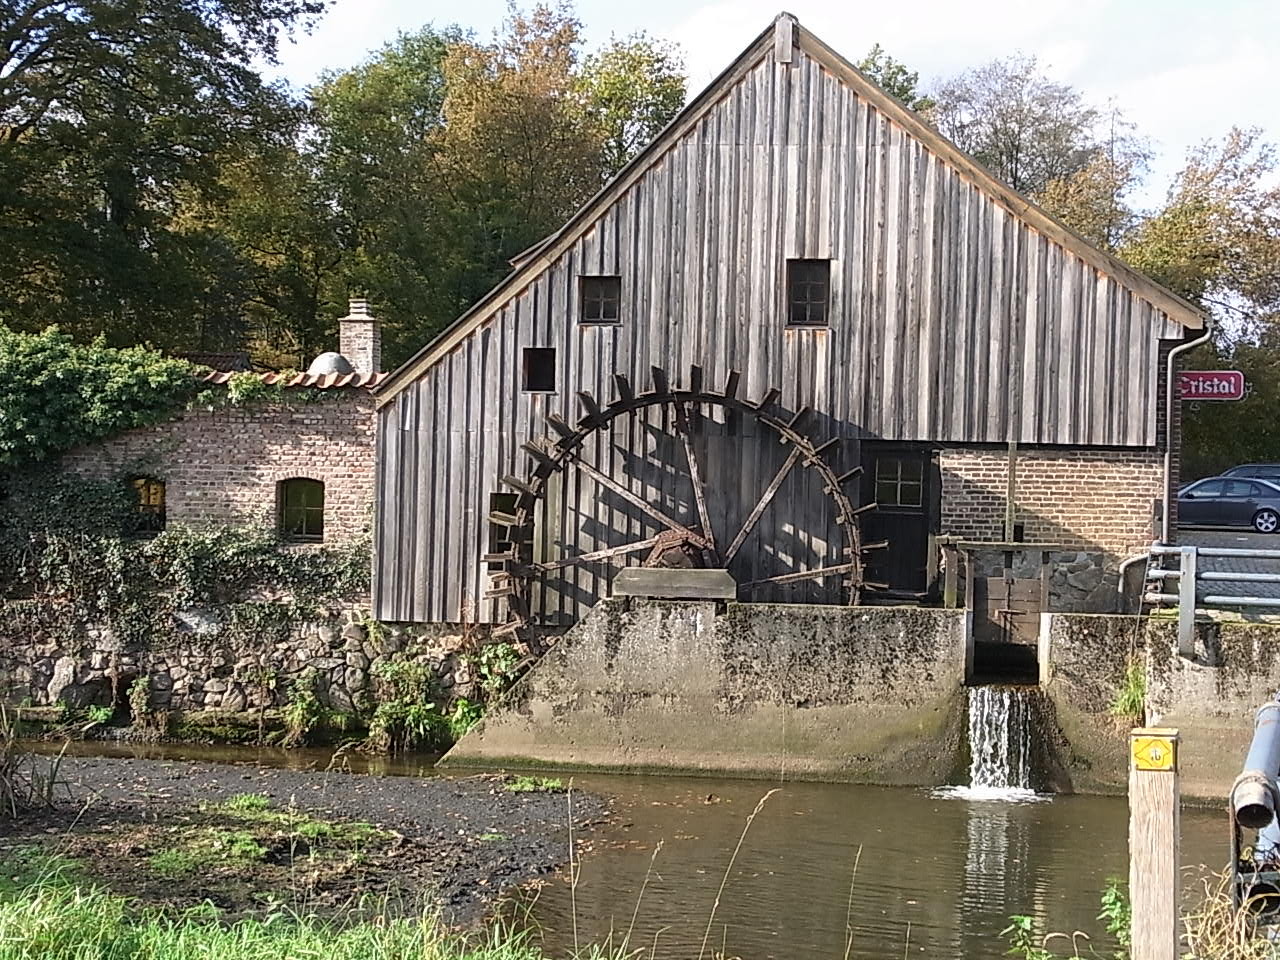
[268,0,1280,207]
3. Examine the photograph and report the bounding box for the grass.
[0,884,579,960]
[222,792,272,813]
[1109,658,1146,721]
[504,776,564,793]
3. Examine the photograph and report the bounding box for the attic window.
[579,276,621,324]
[786,259,830,326]
[522,347,556,393]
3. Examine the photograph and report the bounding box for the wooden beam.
[674,401,717,559]
[742,561,856,588]
[786,406,812,431]
[753,387,780,411]
[520,440,558,472]
[576,460,708,547]
[576,390,602,424]
[688,364,704,393]
[723,447,802,564]
[545,412,577,441]
[811,436,839,458]
[536,537,661,572]
[722,370,741,399]
[650,364,669,395]
[612,373,634,402]
[501,475,539,498]
[836,465,864,485]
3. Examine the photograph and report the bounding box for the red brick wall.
[940,448,1163,559]
[62,390,376,543]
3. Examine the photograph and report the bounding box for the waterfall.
[967,686,1032,790]
[935,686,1044,802]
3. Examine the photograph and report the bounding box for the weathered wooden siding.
[374,40,1186,624]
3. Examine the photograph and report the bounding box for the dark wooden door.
[861,446,937,597]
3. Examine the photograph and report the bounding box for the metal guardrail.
[1143,544,1280,655]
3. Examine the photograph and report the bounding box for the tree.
[0,0,325,349]
[931,54,1103,195]
[580,33,686,178]
[1036,110,1150,251]
[855,43,934,114]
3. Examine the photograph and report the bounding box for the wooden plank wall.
[373,44,1186,624]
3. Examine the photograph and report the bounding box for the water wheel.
[485,364,886,641]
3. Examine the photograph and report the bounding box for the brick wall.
[940,447,1163,559]
[62,389,376,543]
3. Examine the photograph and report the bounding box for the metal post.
[1178,546,1197,657]
[1130,728,1180,960]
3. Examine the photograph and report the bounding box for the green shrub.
[0,326,201,467]
[282,670,324,748]
[446,698,483,739]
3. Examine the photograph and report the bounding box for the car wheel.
[1255,509,1280,533]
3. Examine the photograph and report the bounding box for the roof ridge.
[374,12,1204,406]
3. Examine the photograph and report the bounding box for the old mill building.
[370,14,1206,645]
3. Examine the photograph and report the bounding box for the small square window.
[279,477,324,542]
[580,276,621,324]
[130,477,166,534]
[874,457,923,508]
[786,259,830,326]
[523,347,556,393]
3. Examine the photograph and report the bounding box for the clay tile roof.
[198,370,387,390]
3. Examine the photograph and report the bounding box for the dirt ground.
[0,753,607,924]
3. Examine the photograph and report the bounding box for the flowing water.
[935,686,1041,803]
[32,739,1227,959]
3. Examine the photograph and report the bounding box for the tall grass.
[0,884,625,960]
[0,706,68,819]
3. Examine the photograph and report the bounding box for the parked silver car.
[1179,476,1280,533]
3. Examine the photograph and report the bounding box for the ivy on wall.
[0,465,370,647]
[0,326,201,466]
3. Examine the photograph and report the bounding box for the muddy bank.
[0,754,606,923]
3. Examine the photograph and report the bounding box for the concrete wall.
[1039,613,1142,794]
[1041,612,1280,800]
[1147,617,1280,801]
[444,600,969,784]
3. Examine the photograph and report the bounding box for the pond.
[513,772,1224,960]
[34,739,1227,959]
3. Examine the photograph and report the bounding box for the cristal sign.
[1178,370,1245,401]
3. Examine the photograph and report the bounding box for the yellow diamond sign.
[1131,730,1178,772]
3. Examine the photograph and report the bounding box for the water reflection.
[522,776,1224,960]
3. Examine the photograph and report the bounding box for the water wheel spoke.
[535,537,661,572]
[577,460,709,548]
[723,447,801,565]
[674,401,718,562]
[741,561,857,589]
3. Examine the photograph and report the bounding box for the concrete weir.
[442,599,969,783]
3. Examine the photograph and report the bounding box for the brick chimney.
[338,297,381,376]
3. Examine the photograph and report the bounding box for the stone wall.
[61,389,376,546]
[0,599,485,723]
[444,599,969,784]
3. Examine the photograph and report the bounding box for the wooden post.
[1130,727,1180,960]
[942,543,959,608]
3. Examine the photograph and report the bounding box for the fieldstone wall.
[0,599,486,721]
